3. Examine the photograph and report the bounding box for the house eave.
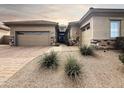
[3,20,58,27]
[79,8,124,26]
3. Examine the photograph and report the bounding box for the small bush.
[80,45,93,56]
[115,37,124,52]
[41,51,59,69]
[65,56,81,79]
[119,54,124,64]
[55,43,60,46]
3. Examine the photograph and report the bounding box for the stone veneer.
[91,39,116,49]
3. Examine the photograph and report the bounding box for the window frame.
[110,20,121,39]
[80,23,90,32]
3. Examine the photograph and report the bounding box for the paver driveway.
[0,45,49,85]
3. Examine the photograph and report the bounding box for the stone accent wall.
[91,39,116,49]
[0,35,10,44]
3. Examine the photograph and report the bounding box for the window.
[110,20,120,38]
[80,23,90,31]
[82,28,85,31]
[87,25,90,30]
[17,31,49,35]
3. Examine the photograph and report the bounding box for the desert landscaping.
[0,45,124,88]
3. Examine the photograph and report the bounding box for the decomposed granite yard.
[1,45,124,88]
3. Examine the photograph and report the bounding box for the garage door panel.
[17,32,50,46]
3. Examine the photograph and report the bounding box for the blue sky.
[0,4,124,25]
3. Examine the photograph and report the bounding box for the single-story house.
[0,23,10,44]
[68,8,124,48]
[4,20,59,46]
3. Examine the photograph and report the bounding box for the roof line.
[79,7,124,25]
[3,20,58,26]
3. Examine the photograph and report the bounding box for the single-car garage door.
[16,31,50,46]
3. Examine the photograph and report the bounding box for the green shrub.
[80,45,93,56]
[119,54,124,64]
[65,56,81,79]
[41,51,59,69]
[55,43,60,46]
[115,37,124,52]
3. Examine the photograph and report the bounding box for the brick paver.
[0,45,49,85]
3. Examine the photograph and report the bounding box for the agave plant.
[119,54,124,64]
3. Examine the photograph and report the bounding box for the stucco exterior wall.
[10,25,56,36]
[80,17,93,46]
[0,29,9,44]
[93,16,124,40]
[70,26,79,40]
[120,18,124,36]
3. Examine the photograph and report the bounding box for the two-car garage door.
[16,31,50,46]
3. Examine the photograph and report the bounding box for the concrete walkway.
[48,44,79,52]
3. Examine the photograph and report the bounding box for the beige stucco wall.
[9,25,56,45]
[93,16,124,40]
[121,19,124,36]
[80,18,93,46]
[70,26,79,40]
[0,29,9,44]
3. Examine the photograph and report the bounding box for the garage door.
[17,31,50,46]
